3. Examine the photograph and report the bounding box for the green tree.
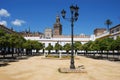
[0,30,6,48]
[0,29,5,36]
[54,42,62,53]
[63,43,71,55]
[17,35,26,55]
[74,41,82,50]
[45,43,53,54]
[23,40,33,55]
[0,30,9,57]
[82,41,94,51]
[31,40,43,54]
[111,37,120,50]
[90,41,100,51]
[9,33,22,57]
[74,41,82,54]
[98,38,113,51]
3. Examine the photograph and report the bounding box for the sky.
[0,0,120,35]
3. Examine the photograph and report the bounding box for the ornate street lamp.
[61,5,79,69]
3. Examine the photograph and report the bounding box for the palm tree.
[105,19,112,31]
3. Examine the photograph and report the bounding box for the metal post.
[70,11,75,69]
[61,5,79,69]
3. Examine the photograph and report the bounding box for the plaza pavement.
[0,56,120,80]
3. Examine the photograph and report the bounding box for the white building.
[94,24,120,40]
[110,24,120,40]
[24,34,95,47]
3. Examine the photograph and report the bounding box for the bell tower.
[53,15,62,35]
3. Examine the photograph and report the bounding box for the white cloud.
[0,9,10,17]
[11,19,25,26]
[0,20,7,26]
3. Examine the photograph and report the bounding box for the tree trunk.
[3,47,6,58]
[11,47,14,58]
[66,50,69,56]
[107,50,109,59]
[113,50,114,59]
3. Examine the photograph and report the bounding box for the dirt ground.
[0,56,120,80]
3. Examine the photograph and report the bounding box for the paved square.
[0,56,120,80]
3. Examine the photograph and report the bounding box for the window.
[116,28,119,32]
[111,30,114,33]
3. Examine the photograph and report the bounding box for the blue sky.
[0,0,120,35]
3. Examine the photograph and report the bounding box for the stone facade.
[94,28,107,36]
[44,28,53,39]
[53,15,62,35]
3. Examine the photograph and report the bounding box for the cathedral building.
[53,15,62,36]
[25,15,94,47]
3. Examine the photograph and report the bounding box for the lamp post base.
[58,65,87,73]
[70,64,75,69]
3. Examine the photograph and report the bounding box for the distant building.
[23,15,95,47]
[19,31,44,38]
[53,15,62,36]
[95,31,110,39]
[110,24,120,39]
[44,28,53,39]
[0,24,16,34]
[94,28,107,36]
[94,24,120,40]
[24,15,95,47]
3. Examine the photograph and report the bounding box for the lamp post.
[61,5,79,69]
